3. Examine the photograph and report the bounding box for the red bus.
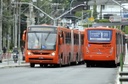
[22,24,84,67]
[83,26,126,67]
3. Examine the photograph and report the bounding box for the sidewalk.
[0,52,29,68]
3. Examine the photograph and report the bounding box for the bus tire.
[117,62,120,66]
[59,54,63,67]
[86,63,91,67]
[81,61,85,64]
[113,63,117,67]
[22,56,25,61]
[75,59,78,65]
[59,64,62,67]
[55,64,62,67]
[0,60,2,63]
[60,58,63,67]
[111,61,117,67]
[68,56,71,66]
[44,64,48,67]
[30,63,35,67]
[40,64,44,67]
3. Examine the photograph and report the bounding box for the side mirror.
[22,30,26,41]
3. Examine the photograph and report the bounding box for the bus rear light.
[86,47,89,53]
[109,47,113,54]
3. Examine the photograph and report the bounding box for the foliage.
[83,23,92,27]
[93,0,97,19]
[75,11,82,17]
[75,10,91,19]
[125,26,128,34]
[95,19,110,23]
[85,10,91,17]
[21,0,29,2]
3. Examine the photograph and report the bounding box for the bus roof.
[28,24,57,28]
[85,26,114,30]
[85,26,125,34]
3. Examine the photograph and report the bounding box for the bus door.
[78,31,81,61]
[71,30,74,62]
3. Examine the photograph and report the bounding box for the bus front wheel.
[86,63,90,67]
[30,63,35,67]
[0,60,2,63]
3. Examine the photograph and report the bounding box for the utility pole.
[7,0,12,52]
[29,0,32,25]
[0,0,3,62]
[13,1,15,48]
[14,0,18,47]
[30,0,35,25]
[36,0,40,24]
[18,1,21,50]
[26,0,35,27]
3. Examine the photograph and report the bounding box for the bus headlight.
[28,52,32,55]
[51,52,55,56]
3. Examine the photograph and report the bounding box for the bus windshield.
[88,30,112,42]
[28,32,57,50]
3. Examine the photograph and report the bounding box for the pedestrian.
[2,46,6,53]
[21,46,24,55]
[21,46,25,60]
[2,46,7,58]
[13,46,19,54]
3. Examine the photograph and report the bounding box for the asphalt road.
[0,64,118,84]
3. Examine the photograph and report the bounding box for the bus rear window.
[88,30,112,42]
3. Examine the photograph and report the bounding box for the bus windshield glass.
[28,32,57,50]
[88,30,112,42]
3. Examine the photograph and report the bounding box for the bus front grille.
[29,58,53,60]
[32,52,50,55]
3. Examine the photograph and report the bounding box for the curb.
[0,62,30,69]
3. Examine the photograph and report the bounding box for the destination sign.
[90,31,101,38]
[88,30,112,41]
[90,31,110,38]
[28,26,56,32]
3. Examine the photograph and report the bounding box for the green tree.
[93,0,97,20]
[2,0,13,48]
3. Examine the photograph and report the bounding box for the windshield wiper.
[34,32,39,41]
[45,32,51,41]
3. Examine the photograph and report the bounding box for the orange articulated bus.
[71,29,84,65]
[83,26,126,67]
[22,24,84,67]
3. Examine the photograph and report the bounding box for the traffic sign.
[109,16,121,22]
[88,17,94,22]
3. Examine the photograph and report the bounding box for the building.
[59,0,128,30]
[88,0,128,19]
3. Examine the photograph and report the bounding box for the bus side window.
[59,31,64,45]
